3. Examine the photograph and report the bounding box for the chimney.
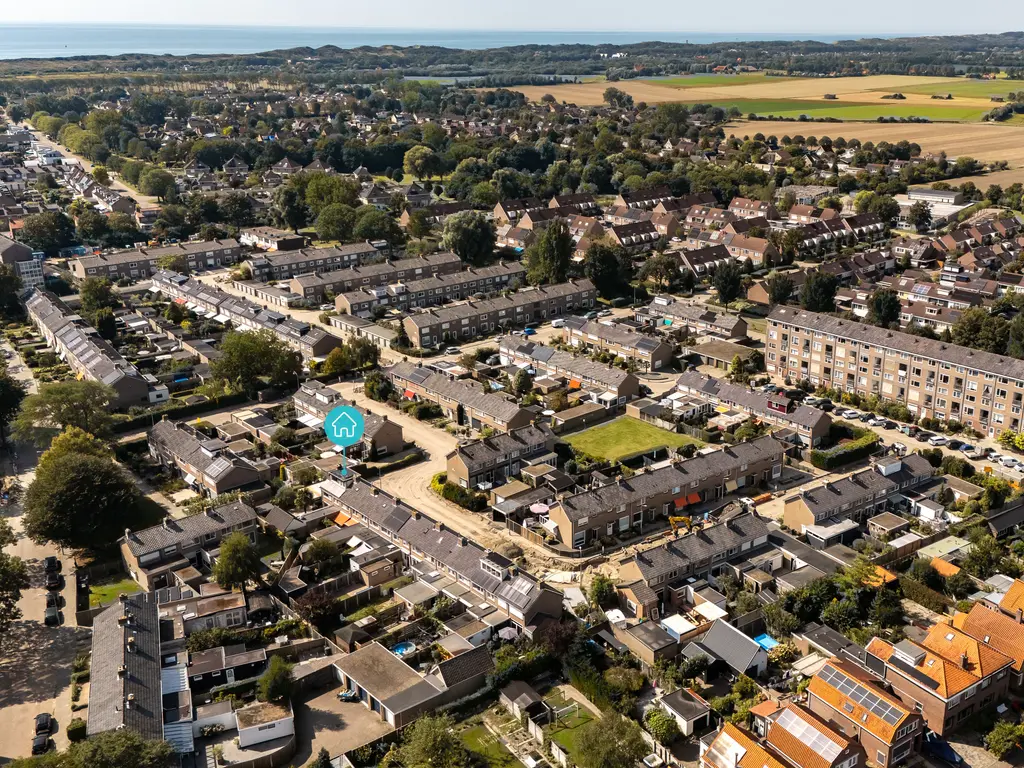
[126,636,136,653]
[371,487,379,496]
[961,653,969,670]
[118,593,129,603]
[117,665,127,678]
[162,517,171,529]
[459,536,467,547]
[434,521,444,533]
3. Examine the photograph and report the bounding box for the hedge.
[111,392,249,434]
[66,718,87,743]
[810,427,880,470]
[899,575,952,614]
[352,452,423,478]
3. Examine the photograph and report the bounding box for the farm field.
[890,78,1023,99]
[729,119,1024,186]
[644,73,787,88]
[565,417,703,462]
[692,99,989,121]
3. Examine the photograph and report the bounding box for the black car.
[31,734,51,755]
[916,431,935,443]
[858,412,874,422]
[44,571,61,591]
[43,556,60,573]
[947,439,963,451]
[818,401,835,412]
[882,420,897,430]
[44,606,60,627]
[34,713,52,736]
[44,592,61,609]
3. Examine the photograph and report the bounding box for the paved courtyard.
[291,683,395,765]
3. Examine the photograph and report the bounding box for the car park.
[928,435,948,446]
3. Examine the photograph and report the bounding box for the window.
[877,752,886,766]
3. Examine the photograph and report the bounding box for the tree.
[713,260,743,307]
[643,708,680,746]
[24,453,141,551]
[908,200,932,231]
[315,203,356,242]
[963,533,1005,579]
[212,531,261,594]
[441,210,496,265]
[765,272,794,305]
[12,380,115,444]
[868,194,900,224]
[985,720,1024,759]
[512,368,533,396]
[76,209,109,242]
[293,590,338,630]
[801,272,839,312]
[92,166,110,186]
[821,598,860,632]
[138,168,176,200]
[945,570,976,599]
[526,219,572,285]
[79,277,117,314]
[405,209,433,239]
[603,87,634,109]
[37,427,109,471]
[640,253,681,289]
[258,655,294,702]
[156,253,188,273]
[870,588,904,629]
[304,537,339,567]
[576,715,646,768]
[400,714,470,768]
[908,558,943,590]
[0,549,30,648]
[761,602,800,637]
[868,289,901,328]
[211,329,302,396]
[584,243,629,299]
[0,365,27,446]
[304,173,359,215]
[403,145,440,180]
[0,264,24,321]
[364,370,394,401]
[7,727,177,768]
[19,211,76,255]
[310,748,333,768]
[93,307,117,340]
[588,574,616,608]
[353,208,404,244]
[273,185,309,232]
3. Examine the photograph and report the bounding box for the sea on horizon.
[0,24,885,60]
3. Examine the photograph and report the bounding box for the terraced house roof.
[808,658,914,743]
[387,362,526,423]
[953,603,1024,674]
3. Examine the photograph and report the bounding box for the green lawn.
[89,577,141,607]
[882,79,1021,99]
[462,725,525,768]
[566,417,704,462]
[685,98,988,121]
[544,691,596,759]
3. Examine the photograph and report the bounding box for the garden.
[565,417,704,463]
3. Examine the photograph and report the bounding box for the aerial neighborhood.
[7,27,1024,768]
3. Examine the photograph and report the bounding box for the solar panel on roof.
[818,665,903,726]
[206,457,231,478]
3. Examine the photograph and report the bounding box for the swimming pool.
[393,641,416,656]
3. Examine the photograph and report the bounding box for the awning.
[725,480,739,493]
[183,473,196,485]
[297,412,323,428]
[687,493,701,504]
[568,379,582,389]
[148,285,160,293]
[404,389,415,399]
[213,314,229,323]
[674,497,689,509]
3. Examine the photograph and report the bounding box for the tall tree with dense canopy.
[0,527,30,648]
[868,289,902,328]
[0,264,23,321]
[353,208,405,244]
[315,203,356,242]
[0,363,26,447]
[441,210,496,266]
[24,453,141,551]
[19,211,76,255]
[800,272,840,313]
[526,219,572,285]
[765,271,794,305]
[713,260,743,307]
[575,715,647,768]
[257,655,295,702]
[403,145,441,180]
[12,380,116,444]
[6,726,177,768]
[213,532,262,594]
[584,243,630,299]
[400,714,470,768]
[211,329,303,396]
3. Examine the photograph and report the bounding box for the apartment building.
[561,318,675,371]
[148,419,274,498]
[446,424,556,489]
[866,625,1014,735]
[25,290,167,408]
[643,298,748,341]
[0,234,43,290]
[71,239,241,281]
[766,306,1024,437]
[245,242,380,280]
[806,658,922,768]
[616,511,772,619]
[292,381,403,458]
[498,337,641,404]
[782,454,934,536]
[673,371,832,446]
[320,479,563,628]
[288,252,463,303]
[386,361,533,432]
[547,436,783,551]
[336,261,525,316]
[401,279,595,349]
[119,500,258,590]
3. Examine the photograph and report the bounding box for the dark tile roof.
[452,424,552,472]
[123,500,257,556]
[435,645,495,687]
[700,619,764,674]
[387,362,526,422]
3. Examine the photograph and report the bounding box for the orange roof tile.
[953,603,1024,673]
[865,565,898,587]
[808,658,913,743]
[930,558,961,578]
[749,699,782,718]
[999,579,1024,615]
[766,703,853,768]
[704,723,788,768]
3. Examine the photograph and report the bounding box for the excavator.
[668,516,703,537]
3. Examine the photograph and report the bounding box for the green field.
[89,576,141,607]
[643,73,782,88]
[690,98,989,121]
[462,726,525,768]
[884,79,1021,98]
[545,690,596,759]
[566,417,703,462]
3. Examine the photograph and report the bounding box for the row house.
[673,370,832,446]
[548,436,782,552]
[720,233,778,267]
[954,603,1024,690]
[497,336,642,403]
[320,479,563,629]
[678,244,736,276]
[562,317,675,371]
[445,424,556,489]
[728,197,779,220]
[781,454,934,540]
[642,297,748,341]
[288,252,462,302]
[612,185,675,210]
[684,205,736,228]
[493,197,546,224]
[806,658,923,768]
[899,303,962,335]
[245,242,380,281]
[496,224,535,250]
[766,306,1024,436]
[386,361,533,432]
[119,500,259,591]
[746,270,810,306]
[292,380,404,458]
[401,279,595,348]
[71,239,241,281]
[335,261,525,316]
[787,204,841,224]
[519,207,576,231]
[549,193,599,215]
[866,625,1013,736]
[239,226,306,252]
[608,221,660,251]
[701,724,787,768]
[25,290,167,407]
[0,233,43,290]
[615,508,774,619]
[752,701,867,768]
[891,237,941,270]
[399,201,471,228]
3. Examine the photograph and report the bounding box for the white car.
[319,303,333,311]
[444,346,461,355]
[868,417,887,427]
[928,435,948,447]
[1000,455,1020,468]
[893,442,907,454]
[551,318,566,328]
[841,409,860,419]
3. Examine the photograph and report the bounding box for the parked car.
[597,309,613,317]
[900,424,920,437]
[893,442,908,455]
[959,443,975,454]
[551,318,566,328]
[785,389,808,402]
[988,452,1005,463]
[915,431,935,443]
[31,734,51,756]
[337,689,360,702]
[882,420,897,430]
[928,435,949,447]
[947,439,963,451]
[923,731,962,766]
[804,396,824,406]
[44,607,60,627]
[583,311,598,320]
[444,346,461,355]
[640,385,653,396]
[1001,455,1020,468]
[868,417,887,427]
[485,355,501,366]
[817,401,835,412]
[45,592,61,609]
[858,412,874,423]
[522,328,537,336]
[841,409,860,419]
[43,557,60,573]
[761,384,779,393]
[34,713,52,736]
[319,304,333,311]
[44,571,61,591]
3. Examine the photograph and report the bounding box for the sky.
[2,0,1022,35]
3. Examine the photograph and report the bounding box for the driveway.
[292,684,395,765]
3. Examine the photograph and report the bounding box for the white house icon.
[329,411,359,442]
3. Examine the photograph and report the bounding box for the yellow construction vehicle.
[669,516,701,536]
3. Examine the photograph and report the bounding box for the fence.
[871,528,948,566]
[111,392,249,434]
[549,741,570,768]
[505,519,603,560]
[206,734,295,768]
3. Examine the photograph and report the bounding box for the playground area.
[544,689,597,760]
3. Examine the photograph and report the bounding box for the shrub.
[810,425,880,469]
[66,717,87,742]
[899,575,952,613]
[644,708,681,745]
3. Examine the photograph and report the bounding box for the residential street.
[0,340,90,761]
